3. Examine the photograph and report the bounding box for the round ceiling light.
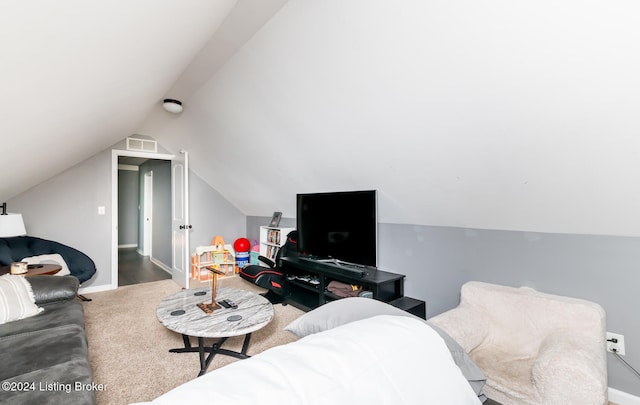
[163,99,183,114]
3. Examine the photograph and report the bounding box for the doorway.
[113,151,174,288]
[117,247,169,286]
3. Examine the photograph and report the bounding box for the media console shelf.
[280,256,407,312]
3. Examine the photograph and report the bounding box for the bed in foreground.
[133,298,486,405]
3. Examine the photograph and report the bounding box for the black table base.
[169,333,252,376]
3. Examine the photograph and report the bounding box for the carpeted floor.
[82,277,304,405]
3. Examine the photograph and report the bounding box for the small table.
[156,287,274,377]
[0,264,62,277]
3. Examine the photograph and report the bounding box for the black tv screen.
[296,190,377,267]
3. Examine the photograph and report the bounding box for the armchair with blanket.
[429,281,608,405]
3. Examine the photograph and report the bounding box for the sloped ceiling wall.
[0,0,238,199]
[4,1,640,238]
[141,0,640,237]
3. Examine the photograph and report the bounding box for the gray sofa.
[0,276,95,405]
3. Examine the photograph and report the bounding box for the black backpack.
[275,230,299,268]
[239,230,298,303]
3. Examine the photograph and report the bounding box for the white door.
[171,151,190,288]
[142,171,153,257]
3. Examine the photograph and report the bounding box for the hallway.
[118,247,171,286]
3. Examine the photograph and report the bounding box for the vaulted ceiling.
[4,0,640,237]
[1,0,285,199]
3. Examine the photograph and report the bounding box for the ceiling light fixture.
[163,99,183,114]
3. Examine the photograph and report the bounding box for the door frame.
[111,149,174,290]
[142,170,153,257]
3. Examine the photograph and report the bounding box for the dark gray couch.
[0,276,95,405]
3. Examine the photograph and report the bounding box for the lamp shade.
[0,213,26,237]
[163,99,183,114]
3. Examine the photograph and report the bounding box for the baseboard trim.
[118,244,138,249]
[610,387,640,405]
[78,283,115,295]
[150,257,172,274]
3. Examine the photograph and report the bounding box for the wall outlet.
[606,332,625,355]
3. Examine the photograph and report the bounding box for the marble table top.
[157,287,274,338]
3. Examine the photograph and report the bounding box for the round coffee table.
[157,287,274,376]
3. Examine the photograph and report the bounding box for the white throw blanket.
[136,315,481,405]
[429,281,607,405]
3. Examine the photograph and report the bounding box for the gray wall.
[189,171,246,249]
[8,139,247,291]
[247,216,640,396]
[117,168,139,246]
[8,148,112,288]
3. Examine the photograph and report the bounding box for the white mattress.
[134,315,482,405]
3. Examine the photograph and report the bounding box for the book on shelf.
[265,245,281,260]
[267,229,282,244]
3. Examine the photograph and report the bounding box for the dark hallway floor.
[118,247,171,286]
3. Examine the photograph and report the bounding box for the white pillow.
[284,297,415,338]
[20,253,71,276]
[0,274,44,325]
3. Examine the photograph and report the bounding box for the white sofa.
[134,297,488,405]
[429,281,608,405]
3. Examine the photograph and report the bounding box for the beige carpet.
[82,277,304,405]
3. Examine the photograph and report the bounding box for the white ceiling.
[5,0,640,237]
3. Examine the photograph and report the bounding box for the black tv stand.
[280,256,406,312]
[297,257,368,278]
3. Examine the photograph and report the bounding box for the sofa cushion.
[0,299,85,338]
[0,324,88,379]
[0,324,94,405]
[28,276,79,305]
[1,358,95,405]
[0,275,43,325]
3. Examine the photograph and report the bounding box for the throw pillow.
[20,253,71,276]
[0,274,44,325]
[285,297,418,338]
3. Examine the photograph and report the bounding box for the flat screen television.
[296,190,377,267]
